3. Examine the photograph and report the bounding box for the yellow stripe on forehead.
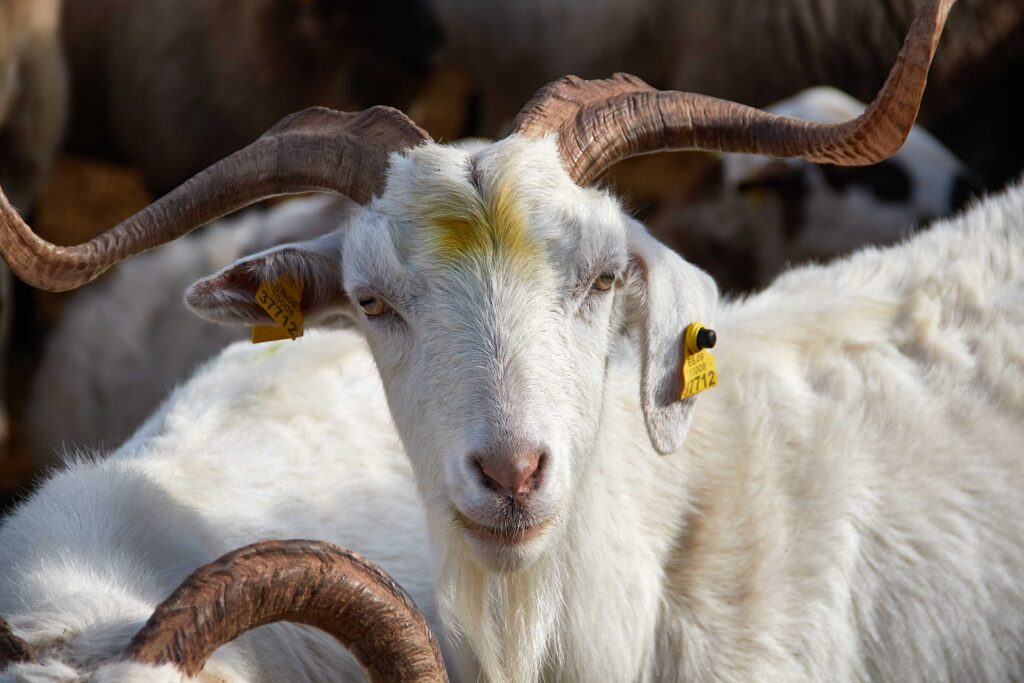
[423,176,536,265]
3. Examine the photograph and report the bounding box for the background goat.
[0,328,442,682]
[24,195,352,468]
[61,0,441,193]
[654,86,976,291]
[0,0,66,459]
[0,0,66,212]
[436,0,1024,187]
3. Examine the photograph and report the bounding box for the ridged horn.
[124,540,448,682]
[0,106,429,291]
[513,0,956,185]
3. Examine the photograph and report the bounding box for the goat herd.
[1,0,1023,681]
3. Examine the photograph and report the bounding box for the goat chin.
[437,536,564,683]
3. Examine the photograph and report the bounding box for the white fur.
[3,136,1023,681]
[2,329,437,682]
[24,195,353,469]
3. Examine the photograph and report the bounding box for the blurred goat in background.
[0,0,66,212]
[650,87,978,292]
[62,0,441,193]
[436,0,1024,188]
[0,0,66,460]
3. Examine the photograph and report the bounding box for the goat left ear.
[624,220,719,454]
[185,231,350,325]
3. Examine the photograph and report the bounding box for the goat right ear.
[185,231,349,324]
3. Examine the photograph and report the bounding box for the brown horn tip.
[124,540,448,683]
[0,617,37,669]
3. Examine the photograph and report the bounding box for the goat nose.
[473,450,544,497]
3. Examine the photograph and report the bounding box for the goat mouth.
[452,509,552,546]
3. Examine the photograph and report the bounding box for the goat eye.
[591,272,616,292]
[358,296,390,317]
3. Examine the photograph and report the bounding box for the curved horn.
[512,0,956,185]
[0,106,430,292]
[0,617,36,669]
[124,540,448,683]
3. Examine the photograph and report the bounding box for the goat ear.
[624,220,719,454]
[185,231,349,325]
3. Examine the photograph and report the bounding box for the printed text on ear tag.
[681,322,718,400]
[250,275,304,344]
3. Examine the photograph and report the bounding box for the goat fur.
[436,0,1023,123]
[2,328,437,682]
[24,195,353,469]
[2,135,1023,681]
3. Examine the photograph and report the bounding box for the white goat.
[4,173,1024,680]
[655,86,977,291]
[2,1,1022,680]
[25,195,353,469]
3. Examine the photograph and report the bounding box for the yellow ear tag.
[681,322,718,400]
[250,275,304,344]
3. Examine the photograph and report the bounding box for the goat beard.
[436,536,564,683]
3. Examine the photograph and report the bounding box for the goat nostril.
[473,449,546,497]
[473,456,500,492]
[528,452,547,492]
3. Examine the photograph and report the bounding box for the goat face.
[187,136,718,571]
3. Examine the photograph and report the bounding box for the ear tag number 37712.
[251,275,305,344]
[681,322,718,400]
